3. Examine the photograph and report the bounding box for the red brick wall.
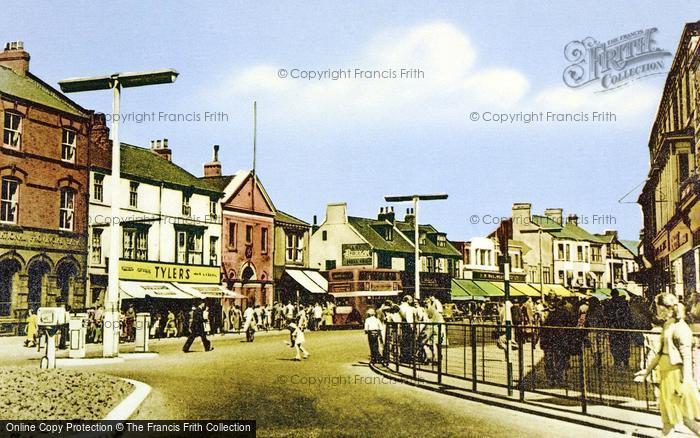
[0,98,90,234]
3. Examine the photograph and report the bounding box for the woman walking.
[635,293,700,436]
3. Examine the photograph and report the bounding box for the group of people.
[361,295,446,365]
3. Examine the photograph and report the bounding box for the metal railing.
[382,321,690,414]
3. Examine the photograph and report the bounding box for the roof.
[199,175,234,191]
[0,65,87,117]
[275,210,310,227]
[116,143,221,194]
[620,240,640,256]
[508,239,532,254]
[215,170,276,213]
[531,215,563,230]
[347,217,415,253]
[548,222,602,242]
[394,221,461,257]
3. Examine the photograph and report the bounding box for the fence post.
[395,324,400,373]
[578,329,588,414]
[412,321,417,380]
[437,323,443,384]
[463,324,467,379]
[518,331,525,402]
[471,324,477,392]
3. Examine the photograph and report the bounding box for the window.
[427,256,435,273]
[123,228,148,260]
[542,267,551,284]
[286,233,303,262]
[228,222,236,248]
[591,246,602,262]
[385,227,393,241]
[245,225,253,244]
[91,229,102,264]
[325,260,336,270]
[209,199,217,219]
[679,153,690,183]
[209,236,218,266]
[129,181,139,208]
[1,178,19,223]
[3,112,21,149]
[59,188,75,231]
[176,230,203,264]
[93,174,104,202]
[437,235,446,247]
[577,245,584,262]
[182,193,191,216]
[557,244,565,260]
[261,227,268,254]
[322,230,327,241]
[564,244,570,261]
[61,129,76,162]
[464,248,470,265]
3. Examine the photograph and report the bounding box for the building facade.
[0,41,90,330]
[203,158,276,307]
[88,135,223,306]
[639,22,700,298]
[273,210,327,304]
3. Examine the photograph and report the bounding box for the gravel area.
[0,367,133,420]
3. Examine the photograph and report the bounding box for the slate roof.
[0,65,87,117]
[620,240,640,256]
[530,215,562,230]
[395,221,461,257]
[96,143,222,195]
[549,222,603,242]
[275,210,310,227]
[347,217,415,253]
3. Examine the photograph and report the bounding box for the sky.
[6,2,698,242]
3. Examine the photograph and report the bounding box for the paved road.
[64,330,621,437]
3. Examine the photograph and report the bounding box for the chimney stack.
[567,214,579,226]
[405,207,415,225]
[150,138,172,161]
[0,41,30,76]
[204,144,222,177]
[544,208,563,226]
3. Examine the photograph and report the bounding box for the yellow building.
[638,22,700,297]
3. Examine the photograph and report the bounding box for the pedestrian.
[125,305,136,342]
[635,293,700,436]
[287,322,309,361]
[150,313,161,339]
[24,309,37,348]
[606,289,632,368]
[94,306,104,343]
[164,310,178,337]
[203,305,211,335]
[399,295,415,363]
[182,301,214,353]
[364,308,382,364]
[243,305,256,342]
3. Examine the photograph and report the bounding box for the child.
[287,323,309,361]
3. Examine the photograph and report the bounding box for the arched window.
[59,188,75,231]
[0,177,19,223]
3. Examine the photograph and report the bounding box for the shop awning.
[473,280,504,297]
[535,284,574,297]
[120,281,195,300]
[510,283,541,297]
[174,283,246,299]
[286,269,328,294]
[452,279,489,300]
[330,290,399,298]
[488,281,526,297]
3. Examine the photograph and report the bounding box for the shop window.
[129,181,139,208]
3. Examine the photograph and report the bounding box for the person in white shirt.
[312,303,323,331]
[287,322,309,361]
[364,308,383,364]
[399,296,415,362]
[242,306,256,342]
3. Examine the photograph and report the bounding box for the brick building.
[0,41,90,331]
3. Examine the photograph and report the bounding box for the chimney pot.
[213,144,220,162]
[0,40,30,76]
[163,138,168,149]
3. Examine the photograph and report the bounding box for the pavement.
[0,330,643,437]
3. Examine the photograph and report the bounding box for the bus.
[327,267,403,325]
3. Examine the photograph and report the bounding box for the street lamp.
[59,69,178,358]
[384,193,448,300]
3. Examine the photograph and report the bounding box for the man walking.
[183,301,214,353]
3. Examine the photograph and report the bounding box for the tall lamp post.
[384,193,448,301]
[59,70,178,357]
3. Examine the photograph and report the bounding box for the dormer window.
[385,227,393,241]
[437,235,446,247]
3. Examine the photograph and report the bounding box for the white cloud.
[208,21,660,128]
